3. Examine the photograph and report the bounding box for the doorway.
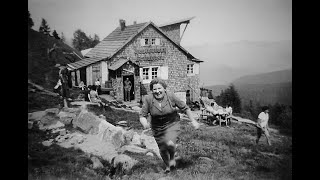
[123,75,134,101]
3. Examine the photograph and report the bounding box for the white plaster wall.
[101,61,109,86]
[86,66,93,85]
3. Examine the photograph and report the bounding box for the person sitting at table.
[225,104,233,126]
[88,85,105,107]
[79,81,86,91]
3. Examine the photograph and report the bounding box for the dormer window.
[151,38,156,45]
[187,64,194,74]
[145,39,149,46]
[140,38,160,46]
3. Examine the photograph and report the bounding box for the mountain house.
[67,17,203,103]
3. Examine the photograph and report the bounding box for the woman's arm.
[170,92,200,129]
[139,116,150,129]
[139,95,151,129]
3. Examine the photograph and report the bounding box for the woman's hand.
[139,117,150,129]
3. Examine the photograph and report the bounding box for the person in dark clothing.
[56,63,70,108]
[124,78,132,102]
[139,78,200,173]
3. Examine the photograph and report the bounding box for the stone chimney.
[133,21,137,25]
[119,19,126,30]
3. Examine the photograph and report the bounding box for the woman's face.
[152,83,165,99]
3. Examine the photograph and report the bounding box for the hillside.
[28,29,83,89]
[232,69,292,85]
[28,90,292,180]
[205,69,292,106]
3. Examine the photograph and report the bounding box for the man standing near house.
[56,63,70,108]
[124,78,132,102]
[95,78,101,95]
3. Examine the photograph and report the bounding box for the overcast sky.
[28,0,292,47]
[28,0,292,86]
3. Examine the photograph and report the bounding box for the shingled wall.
[108,24,200,102]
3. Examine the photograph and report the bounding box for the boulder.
[146,152,154,157]
[28,111,46,122]
[131,132,142,146]
[42,139,53,146]
[59,129,67,136]
[61,107,81,114]
[112,154,138,174]
[119,145,151,154]
[140,133,161,159]
[45,108,60,115]
[46,121,65,130]
[123,130,135,145]
[97,120,126,149]
[91,156,104,169]
[58,111,77,125]
[40,114,59,126]
[73,111,101,134]
[112,130,125,149]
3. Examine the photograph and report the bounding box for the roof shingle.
[68,19,202,70]
[85,22,147,58]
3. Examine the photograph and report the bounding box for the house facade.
[68,18,203,103]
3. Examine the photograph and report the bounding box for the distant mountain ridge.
[205,69,292,106]
[232,69,292,85]
[185,40,292,86]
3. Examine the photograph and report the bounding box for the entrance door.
[123,75,134,101]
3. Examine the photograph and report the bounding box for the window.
[142,68,149,80]
[144,39,149,46]
[151,38,156,45]
[151,67,158,79]
[141,38,160,46]
[140,66,160,84]
[187,64,194,74]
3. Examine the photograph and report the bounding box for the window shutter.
[140,39,145,46]
[194,63,200,74]
[139,68,143,81]
[159,66,168,80]
[155,38,160,45]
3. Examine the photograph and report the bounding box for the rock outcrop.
[28,102,161,174]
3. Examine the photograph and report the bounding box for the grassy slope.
[28,91,292,180]
[28,29,83,89]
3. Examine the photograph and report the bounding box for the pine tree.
[52,30,60,39]
[72,29,91,51]
[39,18,51,35]
[91,34,100,47]
[28,10,34,29]
[216,84,242,113]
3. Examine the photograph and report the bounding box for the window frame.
[141,66,160,84]
[141,38,160,46]
[142,67,149,80]
[187,64,194,75]
[151,38,156,45]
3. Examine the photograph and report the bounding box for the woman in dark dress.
[139,78,200,173]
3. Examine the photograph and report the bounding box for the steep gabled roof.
[68,20,202,70]
[158,16,195,28]
[85,22,148,58]
[68,56,102,70]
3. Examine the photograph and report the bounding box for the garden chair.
[219,114,228,127]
